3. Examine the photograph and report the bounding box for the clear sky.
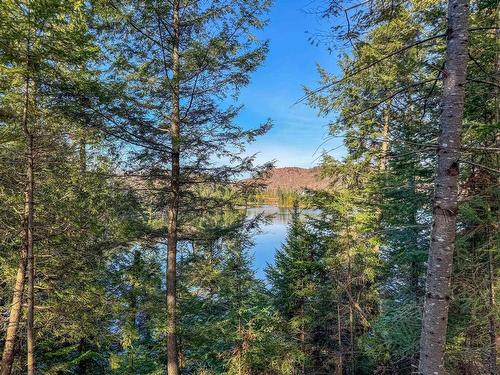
[236,0,344,168]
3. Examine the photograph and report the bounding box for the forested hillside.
[0,1,498,375]
[245,167,331,206]
[257,167,328,192]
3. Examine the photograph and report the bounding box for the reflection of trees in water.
[245,206,318,226]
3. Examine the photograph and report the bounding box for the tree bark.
[166,0,181,373]
[418,1,469,373]
[0,244,27,375]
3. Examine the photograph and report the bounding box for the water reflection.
[246,205,318,279]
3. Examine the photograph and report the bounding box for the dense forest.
[0,0,498,374]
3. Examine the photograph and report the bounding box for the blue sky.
[236,0,344,168]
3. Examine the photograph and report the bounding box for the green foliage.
[306,0,499,373]
[178,212,292,374]
[0,0,499,374]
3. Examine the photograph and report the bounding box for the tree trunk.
[26,131,35,375]
[0,249,27,375]
[335,304,343,375]
[79,137,86,175]
[488,6,499,374]
[488,249,497,375]
[408,175,422,305]
[0,63,31,375]
[26,129,35,375]
[345,222,354,374]
[300,283,305,375]
[373,104,391,255]
[237,318,242,375]
[166,0,181,373]
[379,104,390,172]
[348,299,354,375]
[418,1,469,373]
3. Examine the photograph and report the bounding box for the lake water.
[245,205,317,279]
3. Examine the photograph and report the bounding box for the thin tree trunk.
[23,32,35,375]
[237,253,243,375]
[335,304,343,375]
[23,22,35,373]
[166,0,181,373]
[345,222,354,374]
[373,104,391,255]
[408,175,422,305]
[79,137,86,175]
[418,1,469,373]
[300,284,305,375]
[379,104,390,172]
[26,131,35,375]
[0,44,31,375]
[488,5,499,375]
[488,249,497,375]
[0,244,27,375]
[348,297,354,375]
[238,317,242,375]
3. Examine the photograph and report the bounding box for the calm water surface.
[245,205,317,279]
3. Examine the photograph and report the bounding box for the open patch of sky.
[234,0,346,168]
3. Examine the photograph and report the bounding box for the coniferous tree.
[0,1,101,373]
[267,204,328,374]
[179,212,280,374]
[96,1,272,371]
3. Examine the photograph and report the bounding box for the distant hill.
[260,167,330,193]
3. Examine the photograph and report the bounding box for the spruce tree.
[266,204,325,374]
[178,212,275,374]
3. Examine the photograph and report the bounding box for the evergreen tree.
[0,1,102,373]
[179,212,282,374]
[267,204,329,374]
[96,1,272,371]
